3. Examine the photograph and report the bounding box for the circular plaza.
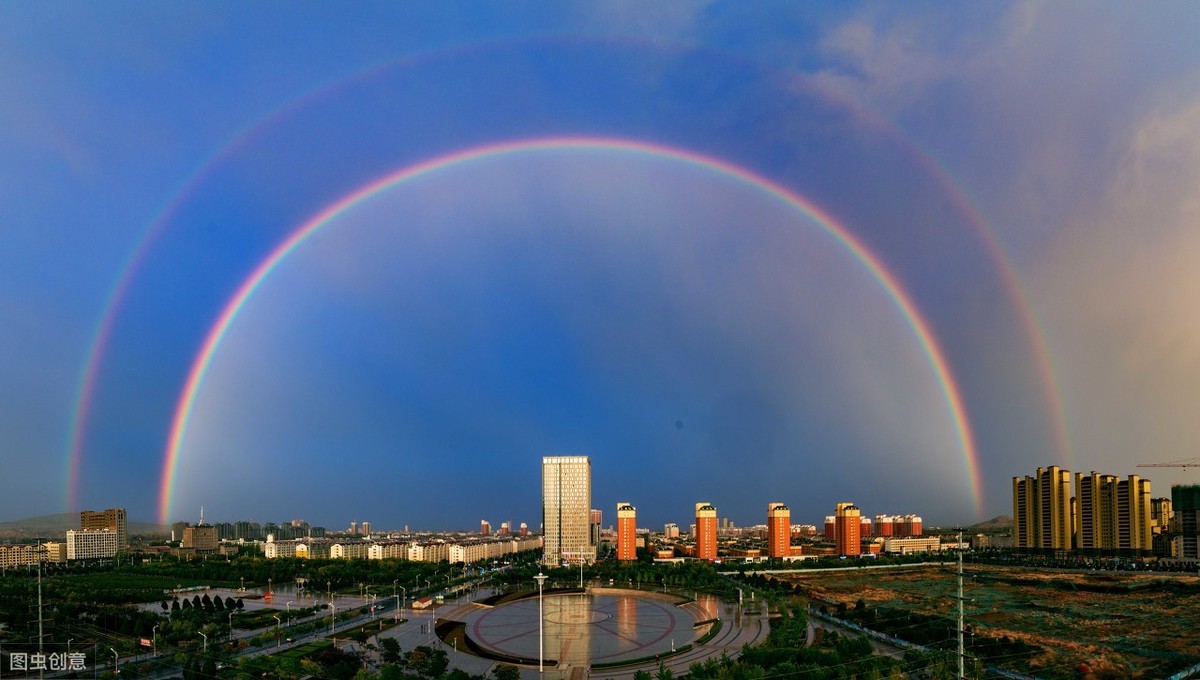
[446,589,710,668]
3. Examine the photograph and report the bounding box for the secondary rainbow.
[158,136,985,524]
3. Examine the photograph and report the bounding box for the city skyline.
[4,5,1200,530]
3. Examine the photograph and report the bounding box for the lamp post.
[199,632,207,652]
[151,624,158,657]
[228,611,234,641]
[534,572,547,673]
[329,603,336,634]
[397,585,407,622]
[286,601,293,624]
[273,615,281,648]
[110,648,118,675]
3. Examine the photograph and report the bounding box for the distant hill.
[970,515,1012,530]
[925,515,1012,534]
[0,512,164,541]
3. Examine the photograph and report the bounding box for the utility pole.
[958,530,965,680]
[37,538,44,680]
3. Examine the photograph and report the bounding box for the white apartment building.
[66,529,120,560]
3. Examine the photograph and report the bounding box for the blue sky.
[3,2,1200,532]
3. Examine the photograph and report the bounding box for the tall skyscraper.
[542,455,593,565]
[617,503,637,561]
[695,503,718,561]
[591,508,603,546]
[1171,484,1200,560]
[1078,472,1152,552]
[480,520,491,536]
[80,508,127,548]
[767,503,790,559]
[835,502,861,556]
[1012,466,1072,550]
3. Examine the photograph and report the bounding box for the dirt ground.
[771,565,1200,679]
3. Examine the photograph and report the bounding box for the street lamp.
[110,648,118,675]
[200,632,207,652]
[397,585,407,622]
[286,601,294,624]
[534,572,547,674]
[152,624,159,657]
[273,615,281,648]
[228,611,234,641]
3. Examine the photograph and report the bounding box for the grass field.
[773,564,1200,679]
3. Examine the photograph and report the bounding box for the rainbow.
[157,136,985,524]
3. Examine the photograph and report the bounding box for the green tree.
[380,637,402,664]
[493,665,521,680]
[404,645,449,678]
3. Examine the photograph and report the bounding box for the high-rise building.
[1075,471,1115,550]
[80,508,127,548]
[1012,466,1072,551]
[859,516,873,536]
[835,502,861,556]
[895,515,923,537]
[499,522,511,536]
[1172,484,1200,561]
[664,523,680,539]
[617,503,637,561]
[591,509,603,546]
[1075,472,1152,552]
[361,521,371,537]
[182,524,218,552]
[823,516,836,540]
[349,521,358,535]
[695,503,718,561]
[767,503,790,559]
[874,515,894,537]
[1150,497,1173,532]
[542,455,593,565]
[520,522,529,537]
[480,520,491,536]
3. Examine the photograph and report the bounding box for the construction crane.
[1137,457,1200,469]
